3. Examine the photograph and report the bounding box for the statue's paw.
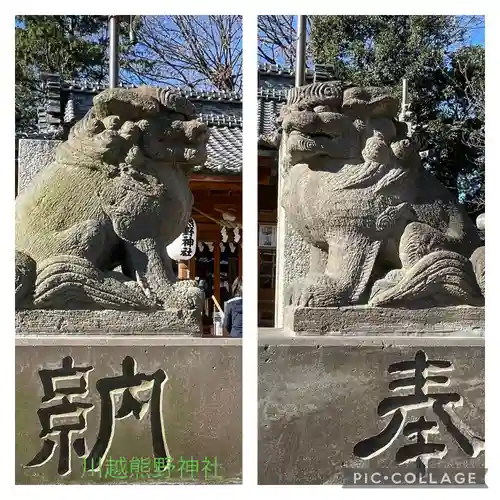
[286,274,350,307]
[285,279,303,306]
[285,275,318,306]
[369,269,405,303]
[160,280,204,310]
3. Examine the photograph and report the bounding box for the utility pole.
[129,15,137,44]
[399,77,409,123]
[295,16,307,87]
[108,15,119,88]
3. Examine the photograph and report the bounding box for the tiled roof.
[37,74,242,174]
[257,96,285,150]
[181,88,242,103]
[256,64,336,150]
[199,126,242,174]
[58,81,243,102]
[258,63,317,78]
[258,89,287,134]
[36,66,335,167]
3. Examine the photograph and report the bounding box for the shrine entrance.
[176,173,242,336]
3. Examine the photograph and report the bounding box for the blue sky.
[258,15,486,67]
[15,16,243,91]
[16,15,484,88]
[470,25,485,46]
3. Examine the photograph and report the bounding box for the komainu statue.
[16,86,206,311]
[279,82,484,308]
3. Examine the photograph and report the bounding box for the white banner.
[167,219,197,261]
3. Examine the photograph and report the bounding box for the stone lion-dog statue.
[16,86,207,311]
[279,82,484,308]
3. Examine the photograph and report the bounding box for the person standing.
[223,277,243,338]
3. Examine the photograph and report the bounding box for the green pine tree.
[15,15,109,135]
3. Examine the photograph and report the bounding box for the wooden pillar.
[188,257,196,279]
[213,234,221,310]
[178,261,189,280]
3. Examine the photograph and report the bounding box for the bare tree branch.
[258,15,313,67]
[124,15,242,92]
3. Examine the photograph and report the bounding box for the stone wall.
[274,140,310,328]
[17,139,61,194]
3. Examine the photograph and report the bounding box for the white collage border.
[1,3,498,499]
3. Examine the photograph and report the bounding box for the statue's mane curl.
[54,86,194,176]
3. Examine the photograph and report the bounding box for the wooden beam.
[192,211,242,225]
[213,233,221,314]
[195,222,224,231]
[193,204,242,214]
[192,209,242,228]
[191,181,242,192]
[191,188,242,195]
[195,222,223,243]
[192,195,242,206]
[190,173,242,183]
[189,174,242,192]
[193,207,229,227]
[191,209,242,219]
[198,231,223,241]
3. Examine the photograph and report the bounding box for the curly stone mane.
[54,87,198,177]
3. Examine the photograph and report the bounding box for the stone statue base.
[258,334,484,485]
[16,337,241,484]
[16,309,202,336]
[284,305,484,336]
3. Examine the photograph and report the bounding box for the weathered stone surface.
[17,139,60,194]
[471,247,485,296]
[274,211,310,327]
[258,342,484,485]
[276,81,484,314]
[284,306,484,336]
[16,342,242,484]
[471,212,485,295]
[16,86,208,313]
[16,309,203,335]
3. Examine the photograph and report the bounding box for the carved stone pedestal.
[16,309,203,336]
[258,330,485,485]
[15,336,242,484]
[284,306,485,336]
